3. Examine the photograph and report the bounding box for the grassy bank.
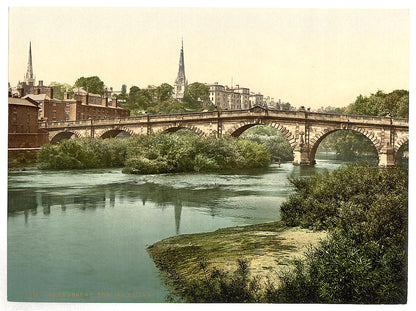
[147,221,326,301]
[148,164,408,303]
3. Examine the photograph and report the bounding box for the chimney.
[17,87,24,98]
[45,86,53,99]
[38,80,43,86]
[82,94,88,105]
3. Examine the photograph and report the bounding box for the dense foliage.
[275,164,408,303]
[123,132,271,174]
[182,82,210,105]
[37,132,271,173]
[50,82,73,100]
[37,138,128,170]
[172,259,263,303]
[74,76,105,96]
[347,90,408,118]
[241,125,294,162]
[117,82,214,116]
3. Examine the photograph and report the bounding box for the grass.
[147,221,327,298]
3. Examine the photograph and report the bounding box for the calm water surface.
[8,155,344,302]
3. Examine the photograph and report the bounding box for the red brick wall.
[41,100,67,121]
[8,132,49,148]
[8,104,39,133]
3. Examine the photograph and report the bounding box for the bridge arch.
[157,125,206,137]
[225,120,297,149]
[50,130,82,144]
[309,127,380,164]
[97,127,135,139]
[394,136,409,153]
[395,139,409,166]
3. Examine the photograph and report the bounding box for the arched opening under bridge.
[312,129,379,166]
[162,126,204,137]
[100,129,132,139]
[395,141,408,167]
[239,124,294,163]
[50,131,79,144]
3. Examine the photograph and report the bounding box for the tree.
[280,102,293,111]
[118,84,128,101]
[125,85,149,111]
[347,90,408,118]
[183,82,210,105]
[50,82,73,100]
[156,83,174,101]
[74,76,105,96]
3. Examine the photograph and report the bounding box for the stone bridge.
[39,106,409,167]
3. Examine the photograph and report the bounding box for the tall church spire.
[25,42,35,85]
[174,39,187,100]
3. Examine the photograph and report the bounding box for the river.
[7,154,346,302]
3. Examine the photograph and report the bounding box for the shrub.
[177,259,262,303]
[274,164,408,304]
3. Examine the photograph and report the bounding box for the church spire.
[174,39,187,100]
[25,42,35,84]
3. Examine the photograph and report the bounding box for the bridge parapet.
[40,109,409,130]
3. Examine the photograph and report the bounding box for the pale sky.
[8,7,409,108]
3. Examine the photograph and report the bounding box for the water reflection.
[8,156,346,232]
[8,171,277,232]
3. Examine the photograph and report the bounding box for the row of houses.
[206,82,284,110]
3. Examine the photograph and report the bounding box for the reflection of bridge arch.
[50,130,82,144]
[157,125,206,137]
[97,127,134,139]
[309,128,379,165]
[225,120,297,149]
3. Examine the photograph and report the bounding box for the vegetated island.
[147,164,408,303]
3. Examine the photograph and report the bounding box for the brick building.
[12,42,130,122]
[22,89,130,122]
[8,96,48,148]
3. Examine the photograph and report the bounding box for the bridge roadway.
[39,106,409,167]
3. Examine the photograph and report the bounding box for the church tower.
[174,39,187,100]
[24,42,35,85]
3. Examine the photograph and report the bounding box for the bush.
[241,125,294,162]
[37,137,130,169]
[38,133,271,173]
[123,133,270,174]
[176,259,262,303]
[273,164,408,304]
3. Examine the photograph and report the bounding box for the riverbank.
[147,221,327,295]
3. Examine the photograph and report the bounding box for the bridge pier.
[293,139,315,165]
[378,148,396,167]
[293,150,314,165]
